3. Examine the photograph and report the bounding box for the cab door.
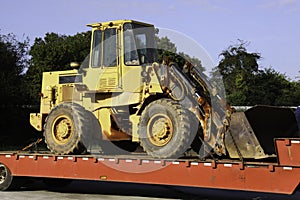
[121,25,145,93]
[84,27,122,92]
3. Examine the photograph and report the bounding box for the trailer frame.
[0,138,299,194]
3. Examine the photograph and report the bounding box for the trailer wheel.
[138,98,197,158]
[0,164,14,191]
[44,103,91,155]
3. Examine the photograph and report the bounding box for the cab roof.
[86,19,154,28]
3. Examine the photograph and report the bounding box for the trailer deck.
[0,138,300,194]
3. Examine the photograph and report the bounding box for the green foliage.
[294,80,300,105]
[156,36,177,54]
[248,68,292,105]
[0,33,29,104]
[156,35,205,72]
[213,40,261,105]
[213,40,300,106]
[25,31,91,104]
[218,41,260,76]
[0,33,36,145]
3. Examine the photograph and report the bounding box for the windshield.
[123,23,157,65]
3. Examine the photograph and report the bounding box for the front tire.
[44,103,91,155]
[138,98,197,158]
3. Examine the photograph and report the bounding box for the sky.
[0,0,299,79]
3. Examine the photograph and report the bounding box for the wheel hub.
[147,114,173,146]
[52,116,74,145]
[0,165,7,184]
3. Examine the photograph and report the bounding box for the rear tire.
[44,103,93,155]
[138,98,197,158]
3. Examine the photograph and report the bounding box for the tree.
[293,80,300,105]
[156,35,205,72]
[213,40,300,106]
[294,72,300,105]
[0,33,29,104]
[248,68,293,106]
[212,40,261,105]
[156,36,177,54]
[0,33,34,147]
[25,32,91,104]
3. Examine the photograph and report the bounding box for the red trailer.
[0,137,300,194]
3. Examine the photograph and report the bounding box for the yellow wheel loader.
[30,20,299,159]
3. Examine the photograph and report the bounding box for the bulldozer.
[30,20,299,159]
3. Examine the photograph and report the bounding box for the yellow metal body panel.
[147,66,163,94]
[39,70,80,114]
[30,113,43,131]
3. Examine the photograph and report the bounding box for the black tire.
[44,102,96,155]
[0,164,26,191]
[138,98,197,158]
[0,164,13,191]
[81,110,103,154]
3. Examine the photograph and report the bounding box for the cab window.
[91,28,117,68]
[123,23,157,66]
[103,28,117,67]
[91,30,102,68]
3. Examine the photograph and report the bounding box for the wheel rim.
[51,115,74,145]
[0,164,7,184]
[147,113,174,147]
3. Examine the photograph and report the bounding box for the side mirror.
[70,62,80,69]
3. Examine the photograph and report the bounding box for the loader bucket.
[225,106,299,159]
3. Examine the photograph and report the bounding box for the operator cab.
[84,20,157,93]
